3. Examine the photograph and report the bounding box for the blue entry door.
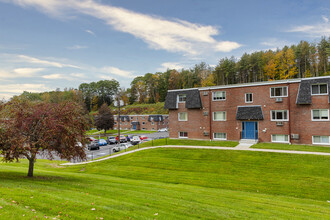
[242,122,258,139]
[133,124,136,130]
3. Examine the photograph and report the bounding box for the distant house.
[165,76,330,145]
[113,114,169,131]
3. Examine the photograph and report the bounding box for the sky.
[0,0,329,100]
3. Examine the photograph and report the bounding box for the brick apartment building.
[113,115,169,131]
[164,76,330,145]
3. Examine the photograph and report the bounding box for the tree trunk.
[27,158,35,177]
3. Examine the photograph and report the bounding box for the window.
[142,128,146,130]
[214,133,227,140]
[152,128,155,131]
[125,122,127,125]
[179,132,188,138]
[178,94,186,103]
[114,122,117,125]
[312,109,329,121]
[213,91,226,101]
[271,110,289,121]
[245,93,253,103]
[142,122,145,125]
[142,117,145,120]
[312,84,328,95]
[131,116,133,120]
[151,122,154,125]
[213,111,226,121]
[178,112,188,121]
[270,87,288,97]
[313,136,330,145]
[271,134,289,143]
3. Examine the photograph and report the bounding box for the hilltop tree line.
[127,37,330,104]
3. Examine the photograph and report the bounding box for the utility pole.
[117,96,120,144]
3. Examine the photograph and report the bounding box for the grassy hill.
[1,148,330,219]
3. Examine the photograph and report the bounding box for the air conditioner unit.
[276,121,283,126]
[203,111,209,116]
[275,97,283,103]
[203,91,208,96]
[291,134,300,140]
[203,131,209,136]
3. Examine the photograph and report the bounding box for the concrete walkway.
[61,144,330,166]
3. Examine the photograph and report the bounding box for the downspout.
[288,83,292,144]
[209,89,212,140]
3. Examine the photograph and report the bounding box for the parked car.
[126,134,133,142]
[131,136,141,145]
[113,143,131,152]
[85,137,100,150]
[116,135,127,143]
[139,135,148,141]
[107,136,118,145]
[75,142,83,147]
[98,139,107,146]
[158,128,168,132]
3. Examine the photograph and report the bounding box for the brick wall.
[168,80,330,145]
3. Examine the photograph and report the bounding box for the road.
[37,131,169,162]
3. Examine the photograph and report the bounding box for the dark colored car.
[86,137,100,150]
[107,136,118,145]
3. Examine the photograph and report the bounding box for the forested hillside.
[128,37,330,105]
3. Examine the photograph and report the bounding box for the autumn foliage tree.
[0,99,91,177]
[94,103,114,134]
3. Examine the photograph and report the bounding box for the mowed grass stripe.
[1,148,330,219]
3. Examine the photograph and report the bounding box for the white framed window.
[114,122,117,125]
[213,111,226,121]
[125,122,127,125]
[178,112,188,121]
[179,131,188,138]
[213,91,226,101]
[271,110,289,121]
[312,136,330,145]
[142,122,145,125]
[152,128,155,131]
[270,86,288,97]
[311,109,329,121]
[213,133,227,140]
[245,93,253,103]
[151,122,154,125]
[178,94,187,103]
[142,128,146,130]
[142,117,145,120]
[311,84,328,95]
[271,134,289,143]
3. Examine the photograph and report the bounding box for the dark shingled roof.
[296,78,330,104]
[164,89,202,109]
[148,115,163,122]
[120,116,130,122]
[236,106,264,120]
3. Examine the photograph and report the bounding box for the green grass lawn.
[1,148,329,219]
[252,142,330,153]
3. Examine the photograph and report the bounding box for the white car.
[112,143,131,152]
[158,128,168,132]
[131,136,141,145]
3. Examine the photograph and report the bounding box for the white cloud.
[157,62,185,71]
[85,29,95,36]
[67,45,88,50]
[287,16,330,37]
[0,68,44,78]
[0,83,51,94]
[42,73,86,81]
[17,54,81,69]
[101,66,134,78]
[6,0,241,55]
[322,15,329,23]
[260,38,292,49]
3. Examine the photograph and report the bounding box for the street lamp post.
[115,97,124,145]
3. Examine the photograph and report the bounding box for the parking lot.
[37,131,169,162]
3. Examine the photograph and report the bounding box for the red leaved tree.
[0,99,90,177]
